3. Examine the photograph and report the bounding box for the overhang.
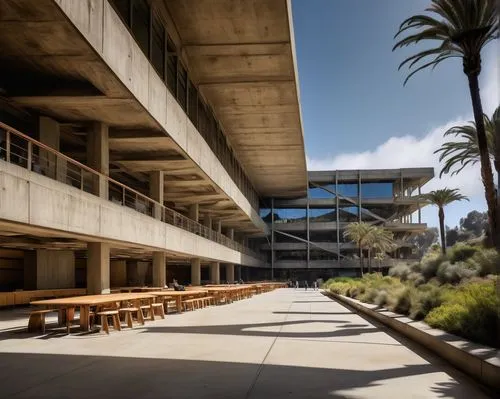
[164,0,308,197]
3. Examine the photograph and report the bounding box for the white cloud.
[479,44,499,115]
[308,51,499,199]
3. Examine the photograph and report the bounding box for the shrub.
[374,290,389,307]
[408,284,443,320]
[447,243,478,263]
[420,255,445,281]
[389,263,411,280]
[466,248,499,276]
[425,281,499,347]
[392,287,412,315]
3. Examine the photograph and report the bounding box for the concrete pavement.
[0,289,493,398]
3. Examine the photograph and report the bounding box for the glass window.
[361,182,393,198]
[177,63,187,110]
[309,208,335,222]
[131,0,150,57]
[339,206,359,222]
[308,185,335,199]
[166,38,177,94]
[260,208,271,220]
[151,13,165,79]
[274,209,306,224]
[112,0,130,26]
[337,183,358,197]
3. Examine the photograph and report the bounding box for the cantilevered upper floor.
[0,0,308,236]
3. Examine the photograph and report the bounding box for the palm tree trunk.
[467,73,498,251]
[368,248,371,274]
[438,206,446,255]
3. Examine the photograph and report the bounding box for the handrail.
[0,121,265,261]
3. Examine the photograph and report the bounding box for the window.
[112,0,130,26]
[166,38,177,94]
[131,0,150,57]
[151,13,165,79]
[361,182,393,198]
[177,64,187,110]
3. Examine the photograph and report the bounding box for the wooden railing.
[0,121,264,260]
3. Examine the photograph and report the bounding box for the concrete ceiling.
[165,0,308,198]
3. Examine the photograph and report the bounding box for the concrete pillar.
[190,258,201,285]
[24,249,75,290]
[126,261,150,286]
[149,171,164,219]
[87,242,110,294]
[203,215,212,228]
[152,251,166,287]
[39,116,65,181]
[237,265,242,281]
[188,203,199,222]
[226,263,235,283]
[226,228,234,240]
[209,262,220,284]
[110,260,127,288]
[214,219,222,234]
[87,122,109,198]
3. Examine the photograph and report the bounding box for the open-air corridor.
[0,288,492,398]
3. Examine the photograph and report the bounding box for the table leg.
[79,306,90,331]
[176,297,182,313]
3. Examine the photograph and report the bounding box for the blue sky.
[291,0,499,229]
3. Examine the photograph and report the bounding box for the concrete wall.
[53,0,266,232]
[0,161,262,267]
[36,250,75,289]
[110,260,126,287]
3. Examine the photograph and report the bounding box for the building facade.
[0,1,434,294]
[258,169,434,282]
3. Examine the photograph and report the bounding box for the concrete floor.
[0,289,493,398]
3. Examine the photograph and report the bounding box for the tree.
[367,227,396,273]
[446,226,460,247]
[435,107,498,177]
[343,222,375,276]
[408,228,439,257]
[393,0,499,250]
[420,189,469,254]
[459,210,489,237]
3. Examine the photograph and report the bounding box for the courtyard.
[0,288,491,398]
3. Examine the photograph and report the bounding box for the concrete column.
[152,251,166,287]
[126,261,150,286]
[203,215,212,228]
[149,171,164,219]
[87,242,110,294]
[188,203,199,222]
[190,258,201,285]
[214,219,222,234]
[87,122,109,198]
[210,262,220,284]
[237,265,242,281]
[226,228,234,240]
[24,249,75,290]
[39,116,65,181]
[226,263,235,283]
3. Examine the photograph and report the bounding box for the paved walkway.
[0,289,493,398]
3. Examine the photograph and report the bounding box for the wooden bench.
[27,309,58,334]
[150,302,165,319]
[118,307,144,328]
[202,296,214,307]
[182,298,199,311]
[164,300,177,314]
[96,310,121,334]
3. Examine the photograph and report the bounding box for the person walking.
[313,281,318,291]
[304,281,308,291]
[295,280,299,289]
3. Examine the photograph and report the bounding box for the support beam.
[152,251,166,287]
[87,122,109,198]
[203,214,212,229]
[188,203,199,222]
[214,219,222,234]
[210,262,220,284]
[87,242,110,294]
[149,171,164,219]
[190,258,201,285]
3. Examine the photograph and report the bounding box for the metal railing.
[0,121,264,260]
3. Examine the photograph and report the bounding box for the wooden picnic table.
[203,285,253,303]
[118,287,165,293]
[30,293,155,332]
[149,290,207,313]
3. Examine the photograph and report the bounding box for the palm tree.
[343,222,375,276]
[368,227,396,273]
[393,0,499,250]
[435,106,498,177]
[420,189,469,254]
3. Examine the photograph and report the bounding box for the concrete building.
[0,0,434,293]
[0,0,306,293]
[258,169,434,282]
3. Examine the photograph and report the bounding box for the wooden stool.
[28,309,57,334]
[119,307,145,328]
[150,302,165,319]
[182,299,197,311]
[97,310,121,334]
[164,300,177,314]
